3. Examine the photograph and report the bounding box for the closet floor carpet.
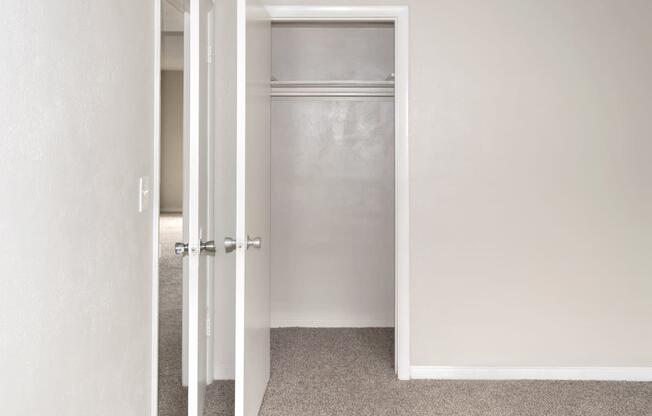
[160,215,651,416]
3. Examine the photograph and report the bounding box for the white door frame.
[266,5,411,380]
[151,1,162,415]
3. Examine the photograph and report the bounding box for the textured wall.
[271,99,395,327]
[161,70,184,212]
[271,22,394,81]
[270,23,395,327]
[265,0,652,368]
[0,1,155,414]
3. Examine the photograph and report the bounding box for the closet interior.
[269,21,396,351]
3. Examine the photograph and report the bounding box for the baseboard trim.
[213,364,235,381]
[409,366,652,381]
[271,319,394,328]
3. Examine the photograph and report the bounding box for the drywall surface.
[272,23,394,81]
[271,99,395,327]
[265,0,652,368]
[269,23,395,327]
[161,70,184,212]
[162,33,184,71]
[0,2,155,414]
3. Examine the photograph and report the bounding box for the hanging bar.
[271,80,395,98]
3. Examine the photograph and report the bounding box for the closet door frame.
[266,5,411,381]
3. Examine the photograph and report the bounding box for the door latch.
[175,241,216,256]
[174,242,188,256]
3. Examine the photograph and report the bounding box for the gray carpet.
[260,328,652,416]
[160,214,651,416]
[158,214,234,416]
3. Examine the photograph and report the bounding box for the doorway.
[267,16,396,401]
[270,21,396,330]
[228,6,409,414]
[265,7,411,384]
[158,9,187,412]
[157,1,235,415]
[158,65,187,415]
[152,5,410,416]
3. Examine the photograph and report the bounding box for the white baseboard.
[409,366,652,382]
[271,318,394,328]
[213,364,235,381]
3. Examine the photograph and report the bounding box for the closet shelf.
[271,80,395,98]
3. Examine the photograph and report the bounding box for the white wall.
[161,70,184,212]
[271,99,395,327]
[271,22,394,81]
[265,0,652,370]
[0,1,156,415]
[270,24,395,327]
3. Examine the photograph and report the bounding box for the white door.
[234,1,272,415]
[181,0,215,415]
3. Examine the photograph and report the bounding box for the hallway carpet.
[158,214,234,416]
[260,328,652,416]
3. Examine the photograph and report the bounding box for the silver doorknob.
[247,236,262,249]
[175,242,188,256]
[201,240,216,255]
[224,237,237,253]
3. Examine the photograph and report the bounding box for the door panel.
[185,0,214,414]
[213,0,238,382]
[235,1,271,415]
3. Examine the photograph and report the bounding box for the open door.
[177,0,215,415]
[234,0,272,415]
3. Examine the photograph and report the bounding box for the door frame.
[151,1,162,415]
[266,5,411,380]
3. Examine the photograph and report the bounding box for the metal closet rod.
[270,79,395,98]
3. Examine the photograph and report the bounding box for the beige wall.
[0,1,155,414]
[161,70,184,212]
[266,0,652,368]
[162,34,184,71]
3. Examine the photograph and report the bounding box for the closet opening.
[269,21,397,375]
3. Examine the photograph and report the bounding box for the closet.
[269,22,396,330]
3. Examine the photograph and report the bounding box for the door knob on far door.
[224,237,237,253]
[247,235,262,249]
[200,240,216,255]
[223,236,261,252]
[174,242,188,256]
